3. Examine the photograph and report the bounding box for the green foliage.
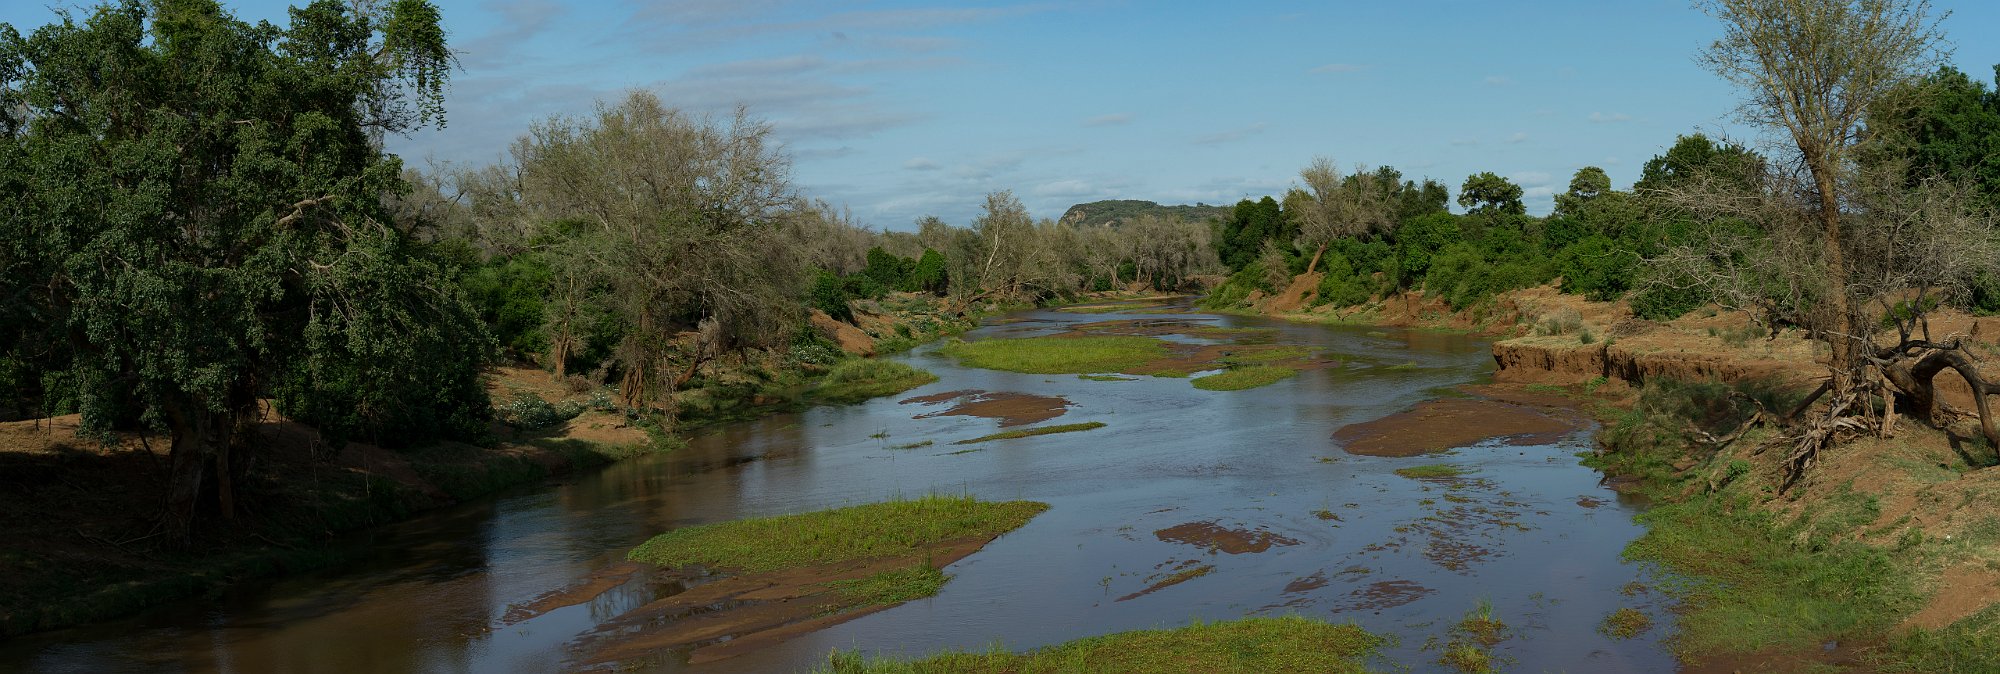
[818,615,1386,674]
[863,247,913,289]
[1555,235,1638,301]
[1457,172,1526,216]
[462,251,552,357]
[1634,133,1766,195]
[905,249,949,294]
[1394,212,1463,285]
[1866,64,2000,213]
[1395,464,1468,479]
[810,269,858,321]
[1216,196,1288,270]
[626,495,1049,572]
[0,0,485,468]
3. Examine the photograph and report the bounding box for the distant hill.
[1058,200,1231,228]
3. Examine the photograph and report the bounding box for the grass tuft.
[823,563,950,605]
[1394,464,1468,480]
[1599,608,1652,639]
[1192,365,1299,391]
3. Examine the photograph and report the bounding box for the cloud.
[1589,111,1633,124]
[951,152,1028,180]
[1513,171,1552,186]
[1033,179,1101,198]
[1523,185,1557,199]
[625,2,1051,52]
[1310,63,1366,74]
[1506,132,1529,144]
[454,0,565,68]
[904,157,942,171]
[1194,123,1268,145]
[1083,113,1133,127]
[793,145,858,161]
[857,35,960,52]
[1483,75,1514,86]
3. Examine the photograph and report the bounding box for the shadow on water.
[0,302,1677,673]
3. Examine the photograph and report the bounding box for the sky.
[6,1,1999,229]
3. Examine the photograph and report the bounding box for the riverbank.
[0,292,982,638]
[1243,278,2000,671]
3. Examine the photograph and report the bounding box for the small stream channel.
[0,304,1675,673]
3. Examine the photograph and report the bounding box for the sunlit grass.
[812,359,940,404]
[816,615,1387,673]
[939,336,1167,374]
[1192,365,1298,391]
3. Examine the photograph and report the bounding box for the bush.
[1556,235,1638,301]
[1536,308,1583,336]
[496,391,583,430]
[809,269,856,321]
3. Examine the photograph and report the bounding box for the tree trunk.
[1810,161,1857,387]
[162,399,237,538]
[1306,244,1326,275]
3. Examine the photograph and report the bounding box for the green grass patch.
[627,495,1049,573]
[1078,373,1136,382]
[823,563,949,606]
[1599,608,1653,639]
[817,615,1386,673]
[1394,464,1468,480]
[1221,345,1314,364]
[1192,365,1299,391]
[954,422,1107,445]
[939,336,1168,374]
[889,440,933,450]
[811,359,940,404]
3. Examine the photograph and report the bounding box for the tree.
[1457,172,1525,216]
[1634,133,1766,195]
[1697,0,1947,387]
[500,92,803,409]
[1293,157,1393,274]
[1654,0,1989,484]
[0,0,481,535]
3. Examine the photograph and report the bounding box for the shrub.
[497,391,583,430]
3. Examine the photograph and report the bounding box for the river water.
[2,304,1674,673]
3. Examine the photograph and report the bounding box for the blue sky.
[6,1,1999,229]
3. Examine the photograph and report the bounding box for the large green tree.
[0,0,484,535]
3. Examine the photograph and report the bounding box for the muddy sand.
[1153,521,1301,554]
[900,390,1071,427]
[1332,397,1584,457]
[561,534,1002,666]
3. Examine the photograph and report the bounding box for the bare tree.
[1294,157,1392,274]
[1698,0,1947,383]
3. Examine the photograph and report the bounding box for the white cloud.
[1310,63,1366,74]
[1513,171,1552,186]
[1506,132,1529,144]
[1083,113,1133,127]
[904,157,941,171]
[1589,112,1632,124]
[1523,185,1557,199]
[1034,179,1100,198]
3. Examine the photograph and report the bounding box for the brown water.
[0,305,1674,673]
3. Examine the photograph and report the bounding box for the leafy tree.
[1216,196,1284,270]
[1394,212,1463,286]
[1457,172,1526,216]
[863,246,913,289]
[0,0,478,533]
[1868,64,2000,211]
[904,249,949,294]
[1633,133,1766,195]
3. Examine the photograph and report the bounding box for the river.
[1,303,1674,673]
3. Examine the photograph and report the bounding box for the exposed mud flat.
[1115,559,1215,602]
[563,535,998,667]
[1153,521,1301,554]
[901,390,1071,427]
[502,562,647,625]
[1339,580,1435,612]
[1332,398,1583,457]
